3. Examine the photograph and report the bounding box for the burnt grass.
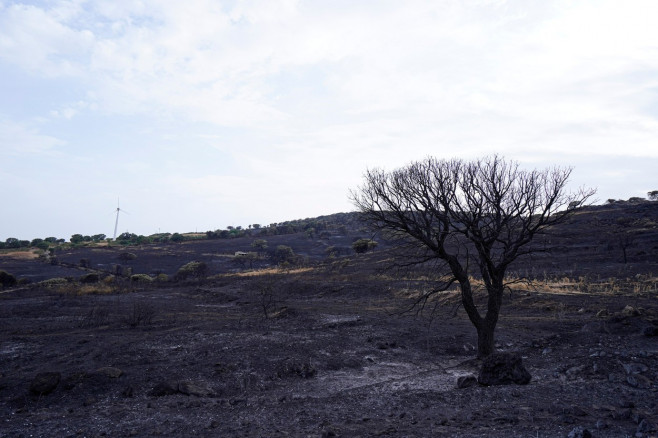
[1,202,658,437]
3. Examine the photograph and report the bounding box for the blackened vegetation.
[351,155,595,357]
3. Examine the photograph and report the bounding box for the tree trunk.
[477,285,503,358]
[476,325,495,358]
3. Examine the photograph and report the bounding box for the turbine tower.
[113,199,128,240]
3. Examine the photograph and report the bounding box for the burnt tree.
[351,155,595,357]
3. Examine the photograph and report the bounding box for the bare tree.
[351,155,595,357]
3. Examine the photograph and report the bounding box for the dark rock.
[149,381,180,397]
[642,326,658,337]
[567,426,592,438]
[622,305,639,317]
[95,367,123,378]
[581,321,609,333]
[29,372,61,395]
[178,380,214,397]
[621,362,649,375]
[611,408,633,420]
[456,375,478,389]
[566,365,587,379]
[478,352,531,386]
[626,374,652,389]
[637,419,657,434]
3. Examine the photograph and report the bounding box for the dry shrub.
[124,301,156,327]
[79,306,111,327]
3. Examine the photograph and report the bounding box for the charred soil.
[1,203,657,437]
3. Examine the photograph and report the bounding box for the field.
[1,203,657,437]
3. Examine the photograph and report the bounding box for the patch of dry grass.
[0,250,41,260]
[217,267,316,278]
[57,283,118,295]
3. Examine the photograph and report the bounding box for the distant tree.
[628,197,645,203]
[35,241,50,250]
[352,238,378,254]
[170,233,184,243]
[70,234,84,244]
[234,252,258,269]
[252,224,261,230]
[272,245,296,264]
[44,237,58,243]
[91,234,106,242]
[5,238,20,249]
[351,155,595,358]
[117,232,138,242]
[648,190,658,201]
[251,239,268,254]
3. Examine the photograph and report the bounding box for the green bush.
[174,261,208,281]
[155,273,169,282]
[0,270,17,288]
[170,233,184,243]
[272,245,296,264]
[130,274,153,283]
[39,277,69,288]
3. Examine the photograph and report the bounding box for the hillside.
[1,202,657,284]
[0,202,657,437]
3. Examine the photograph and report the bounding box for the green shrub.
[352,238,378,254]
[170,233,184,243]
[130,274,153,283]
[174,261,208,281]
[39,277,69,288]
[155,273,169,282]
[272,245,296,264]
[0,271,17,288]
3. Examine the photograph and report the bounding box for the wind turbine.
[112,199,129,240]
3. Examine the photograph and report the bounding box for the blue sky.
[1,0,657,240]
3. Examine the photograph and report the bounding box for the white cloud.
[0,2,94,76]
[0,119,65,156]
[1,0,658,239]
